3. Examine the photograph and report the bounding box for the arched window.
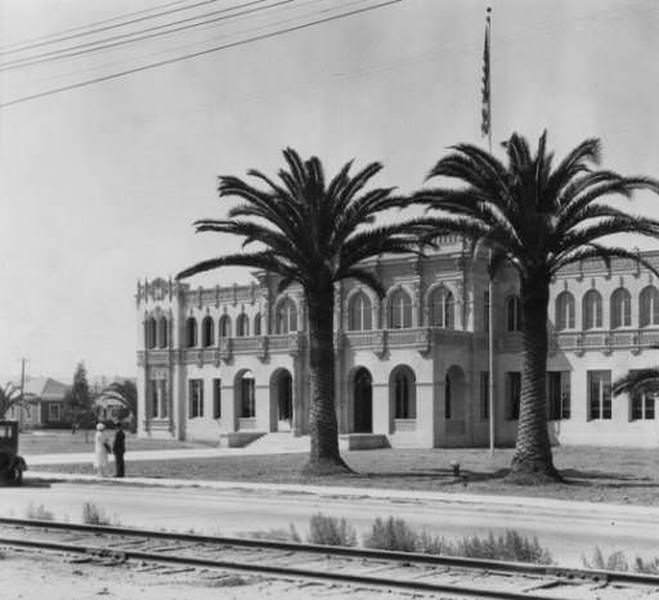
[158,317,168,348]
[253,313,262,336]
[391,367,416,420]
[388,289,412,329]
[145,317,157,349]
[582,290,602,330]
[276,298,297,334]
[639,286,659,327]
[185,317,198,348]
[201,316,214,347]
[348,292,372,331]
[506,295,521,331]
[429,287,454,329]
[236,313,249,337]
[555,291,575,331]
[219,315,232,338]
[610,288,631,329]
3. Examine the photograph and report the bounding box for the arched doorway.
[353,367,373,433]
[234,370,256,430]
[270,369,293,432]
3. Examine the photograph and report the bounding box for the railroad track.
[0,517,656,599]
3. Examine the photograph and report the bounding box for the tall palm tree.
[177,148,429,475]
[412,131,659,483]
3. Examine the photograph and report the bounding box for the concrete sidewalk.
[24,445,298,466]
[25,469,659,521]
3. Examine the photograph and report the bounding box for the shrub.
[583,547,659,574]
[363,517,419,552]
[25,503,54,521]
[453,530,552,564]
[363,517,552,565]
[307,513,357,547]
[82,502,111,525]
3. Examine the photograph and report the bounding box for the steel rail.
[0,517,658,592]
[0,535,572,600]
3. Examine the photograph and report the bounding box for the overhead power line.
[0,0,288,71]
[0,0,401,109]
[0,0,215,54]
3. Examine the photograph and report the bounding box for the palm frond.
[612,369,659,397]
[176,251,300,283]
[552,245,659,279]
[336,267,387,298]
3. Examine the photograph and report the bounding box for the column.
[371,382,390,435]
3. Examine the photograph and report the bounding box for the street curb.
[26,470,659,519]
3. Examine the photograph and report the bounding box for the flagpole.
[481,6,496,457]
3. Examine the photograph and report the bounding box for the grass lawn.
[19,430,215,455]
[35,445,659,506]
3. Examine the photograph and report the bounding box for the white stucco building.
[136,236,659,448]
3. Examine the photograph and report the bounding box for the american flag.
[481,7,492,138]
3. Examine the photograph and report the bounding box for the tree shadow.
[348,467,510,483]
[4,478,51,488]
[560,468,654,482]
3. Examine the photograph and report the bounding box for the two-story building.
[136,236,659,448]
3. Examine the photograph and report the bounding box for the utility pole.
[18,357,27,429]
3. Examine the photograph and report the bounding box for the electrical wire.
[0,0,290,71]
[0,0,220,54]
[0,0,401,109]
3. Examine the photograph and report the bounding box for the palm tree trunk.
[301,285,352,475]
[506,274,562,484]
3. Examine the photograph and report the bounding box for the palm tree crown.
[177,148,429,296]
[413,131,659,483]
[415,131,659,280]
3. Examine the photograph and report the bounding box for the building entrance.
[353,367,373,433]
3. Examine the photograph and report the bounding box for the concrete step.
[246,432,389,453]
[245,432,311,454]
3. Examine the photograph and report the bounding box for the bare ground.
[0,548,441,600]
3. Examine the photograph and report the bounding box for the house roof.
[20,377,70,401]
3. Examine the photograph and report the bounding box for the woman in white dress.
[94,423,110,477]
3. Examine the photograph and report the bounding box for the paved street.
[2,475,658,568]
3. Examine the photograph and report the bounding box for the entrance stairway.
[244,432,312,454]
[245,432,388,454]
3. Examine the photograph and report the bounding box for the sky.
[1,0,659,382]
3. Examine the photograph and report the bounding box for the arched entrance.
[270,369,293,432]
[234,369,256,430]
[353,367,373,433]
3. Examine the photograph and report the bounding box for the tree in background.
[100,379,137,431]
[66,362,95,429]
[0,382,23,419]
[412,131,659,484]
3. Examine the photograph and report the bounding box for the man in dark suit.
[112,422,126,478]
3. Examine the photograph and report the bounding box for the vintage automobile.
[0,421,27,484]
